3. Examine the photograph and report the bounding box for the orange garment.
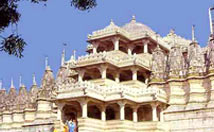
[63,125,69,132]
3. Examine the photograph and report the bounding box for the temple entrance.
[62,102,82,123]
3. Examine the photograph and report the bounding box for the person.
[73,119,78,132]
[67,119,75,132]
[63,124,69,132]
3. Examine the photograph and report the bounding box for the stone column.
[115,72,120,83]
[151,103,158,121]
[131,67,138,81]
[128,45,134,55]
[101,105,106,121]
[132,106,138,122]
[112,37,120,51]
[118,101,126,120]
[80,100,88,118]
[92,42,99,54]
[143,41,149,53]
[78,69,85,82]
[99,65,108,79]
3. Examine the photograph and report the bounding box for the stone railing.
[76,51,151,69]
[57,81,167,102]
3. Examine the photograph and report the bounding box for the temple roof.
[122,16,156,36]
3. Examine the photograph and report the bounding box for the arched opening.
[132,45,143,54]
[120,70,132,82]
[125,106,133,121]
[138,105,152,122]
[88,102,101,119]
[62,102,81,123]
[137,71,145,83]
[83,68,101,81]
[106,69,116,81]
[106,104,119,120]
[97,45,106,53]
[119,46,128,54]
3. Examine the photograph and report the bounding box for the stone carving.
[38,66,55,99]
[151,45,167,80]
[187,42,205,74]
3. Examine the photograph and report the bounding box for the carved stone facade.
[1,14,214,132]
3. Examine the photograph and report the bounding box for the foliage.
[0,34,27,58]
[0,0,97,58]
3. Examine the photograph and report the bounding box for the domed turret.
[122,15,156,35]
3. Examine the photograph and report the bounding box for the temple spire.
[73,50,76,60]
[131,15,136,23]
[11,78,14,88]
[45,56,49,69]
[33,73,37,86]
[192,25,196,42]
[0,80,2,90]
[19,75,22,87]
[61,47,65,66]
[209,7,214,34]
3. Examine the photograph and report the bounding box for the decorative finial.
[0,80,2,90]
[209,7,214,34]
[73,50,76,60]
[170,29,175,34]
[33,73,37,85]
[131,15,136,22]
[192,25,196,42]
[110,19,115,26]
[19,75,22,87]
[11,78,14,88]
[61,43,66,66]
[45,56,48,69]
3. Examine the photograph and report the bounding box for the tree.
[0,0,97,58]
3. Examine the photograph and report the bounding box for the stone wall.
[164,108,214,132]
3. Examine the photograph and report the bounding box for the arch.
[62,102,81,123]
[125,106,133,121]
[88,102,101,119]
[137,71,146,83]
[106,104,120,120]
[83,68,101,81]
[137,104,152,121]
[132,45,143,54]
[120,70,132,82]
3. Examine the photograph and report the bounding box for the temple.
[1,7,214,132]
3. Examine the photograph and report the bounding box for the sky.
[0,0,213,90]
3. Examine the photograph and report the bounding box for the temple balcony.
[120,80,147,89]
[75,50,151,70]
[88,78,117,87]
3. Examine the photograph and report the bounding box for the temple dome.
[122,16,156,35]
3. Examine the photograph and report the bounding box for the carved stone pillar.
[78,69,85,82]
[118,101,126,120]
[92,42,99,54]
[144,42,148,53]
[99,65,108,79]
[132,106,138,122]
[151,103,158,121]
[114,72,120,83]
[101,105,106,121]
[128,45,134,55]
[112,37,120,51]
[79,99,88,118]
[131,67,138,81]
